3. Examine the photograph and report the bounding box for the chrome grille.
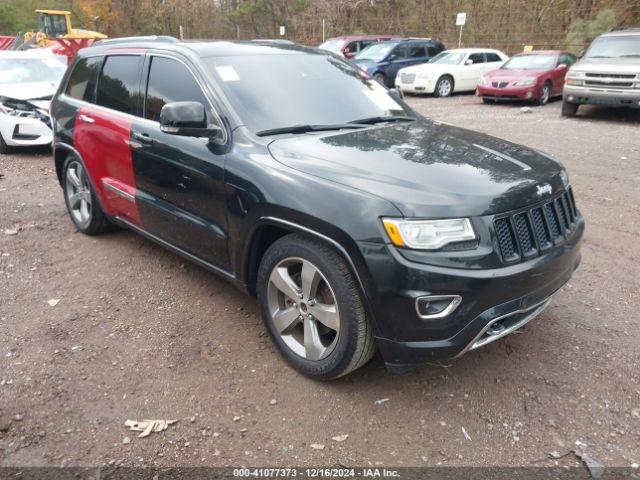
[400,73,416,84]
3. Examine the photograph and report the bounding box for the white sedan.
[0,50,66,153]
[395,48,509,97]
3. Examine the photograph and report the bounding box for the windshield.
[318,38,345,54]
[0,57,66,85]
[205,52,409,134]
[501,54,557,70]
[429,51,465,65]
[585,34,640,58]
[355,42,396,62]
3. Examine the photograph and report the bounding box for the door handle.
[132,132,153,145]
[78,114,95,124]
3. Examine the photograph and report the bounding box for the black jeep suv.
[50,37,584,379]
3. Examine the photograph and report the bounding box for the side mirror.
[160,101,222,139]
[557,63,567,69]
[389,53,398,61]
[465,59,473,65]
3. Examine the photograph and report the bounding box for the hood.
[268,120,567,218]
[351,58,378,71]
[570,57,640,74]
[484,68,547,80]
[0,82,58,103]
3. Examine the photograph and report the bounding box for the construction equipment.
[35,10,106,41]
[0,10,107,64]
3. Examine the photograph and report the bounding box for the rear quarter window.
[65,56,103,102]
[96,55,143,115]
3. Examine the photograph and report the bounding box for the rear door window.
[144,56,209,122]
[96,55,143,115]
[485,52,503,63]
[468,53,486,64]
[65,56,103,102]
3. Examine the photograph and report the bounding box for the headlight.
[479,76,490,86]
[382,218,476,250]
[566,71,584,79]
[514,77,537,86]
[565,78,584,86]
[417,71,431,80]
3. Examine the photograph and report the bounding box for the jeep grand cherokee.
[50,37,584,379]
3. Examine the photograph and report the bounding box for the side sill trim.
[113,216,245,291]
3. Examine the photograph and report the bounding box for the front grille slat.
[494,217,518,262]
[494,188,579,263]
[513,213,535,256]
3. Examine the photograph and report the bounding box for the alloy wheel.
[266,257,340,360]
[65,161,92,227]
[438,78,452,96]
[540,84,550,105]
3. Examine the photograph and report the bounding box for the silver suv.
[562,28,640,116]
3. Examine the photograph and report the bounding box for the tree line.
[1,0,639,54]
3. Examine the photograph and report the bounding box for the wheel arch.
[241,216,381,334]
[53,142,82,186]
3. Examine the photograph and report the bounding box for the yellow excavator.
[1,10,107,63]
[35,9,107,41]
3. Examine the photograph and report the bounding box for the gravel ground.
[1,94,639,471]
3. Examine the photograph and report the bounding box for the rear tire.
[257,234,376,380]
[561,100,579,117]
[62,155,113,235]
[434,75,453,97]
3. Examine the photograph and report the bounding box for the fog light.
[415,295,462,320]
[526,91,533,99]
[568,95,574,102]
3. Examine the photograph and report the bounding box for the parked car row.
[320,28,639,112]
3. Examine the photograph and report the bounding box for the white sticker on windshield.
[216,65,240,82]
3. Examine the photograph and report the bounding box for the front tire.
[257,234,376,380]
[561,100,579,117]
[373,72,387,86]
[0,132,10,154]
[537,82,551,106]
[62,155,112,235]
[434,75,453,97]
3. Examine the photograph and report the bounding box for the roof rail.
[94,35,179,46]
[405,37,433,41]
[609,26,640,32]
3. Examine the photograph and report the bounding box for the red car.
[318,35,401,60]
[477,50,577,105]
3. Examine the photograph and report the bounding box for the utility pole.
[322,18,325,43]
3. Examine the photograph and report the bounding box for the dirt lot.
[1,95,639,471]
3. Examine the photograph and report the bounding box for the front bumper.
[395,78,436,94]
[563,85,640,108]
[360,216,584,372]
[0,113,53,147]
[477,84,541,101]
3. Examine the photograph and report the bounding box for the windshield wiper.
[348,115,415,125]
[256,123,367,137]
[619,54,640,58]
